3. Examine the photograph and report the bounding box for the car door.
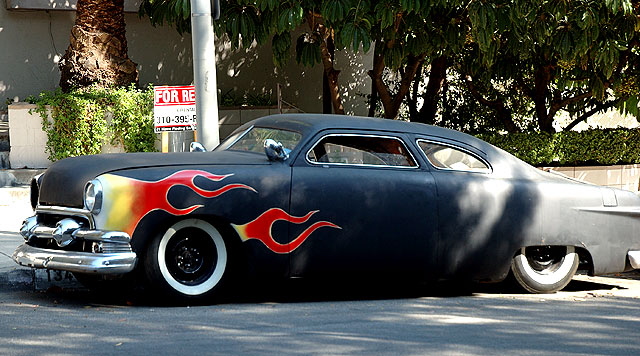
[288,131,439,280]
[417,139,535,281]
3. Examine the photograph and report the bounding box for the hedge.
[477,128,640,166]
[28,85,156,161]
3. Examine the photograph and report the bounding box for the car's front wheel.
[144,219,230,302]
[511,245,579,293]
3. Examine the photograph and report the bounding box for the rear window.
[418,141,491,173]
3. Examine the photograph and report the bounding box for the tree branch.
[308,11,344,114]
[549,91,593,118]
[563,100,619,131]
[464,75,519,132]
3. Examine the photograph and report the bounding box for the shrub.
[479,129,640,166]
[28,85,156,161]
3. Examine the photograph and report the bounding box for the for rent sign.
[154,85,197,133]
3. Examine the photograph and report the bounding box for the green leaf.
[295,34,321,67]
[272,32,292,67]
[322,0,348,23]
[374,2,396,29]
[384,45,404,70]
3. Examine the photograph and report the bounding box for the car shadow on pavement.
[562,279,622,292]
[20,271,636,308]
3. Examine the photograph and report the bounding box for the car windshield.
[217,127,302,154]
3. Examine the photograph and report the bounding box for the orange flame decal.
[232,208,341,253]
[101,170,256,235]
[132,170,256,214]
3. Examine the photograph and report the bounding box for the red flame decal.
[113,170,256,235]
[232,208,341,254]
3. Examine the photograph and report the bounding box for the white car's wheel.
[145,219,229,300]
[511,246,579,293]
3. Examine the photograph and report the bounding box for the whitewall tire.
[511,245,579,293]
[145,219,229,300]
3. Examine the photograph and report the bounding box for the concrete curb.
[0,267,83,291]
[0,268,34,290]
[1,232,83,291]
[0,169,84,291]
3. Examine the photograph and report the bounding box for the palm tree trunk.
[59,0,138,91]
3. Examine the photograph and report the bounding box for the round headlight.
[84,179,103,214]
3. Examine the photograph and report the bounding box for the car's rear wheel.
[144,219,230,302]
[511,245,578,293]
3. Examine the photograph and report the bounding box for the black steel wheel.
[511,245,579,293]
[144,219,229,300]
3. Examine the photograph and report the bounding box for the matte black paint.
[28,114,640,283]
[38,151,269,208]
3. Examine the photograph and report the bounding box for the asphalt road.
[3,218,640,355]
[1,275,639,356]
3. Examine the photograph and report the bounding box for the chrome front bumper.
[15,215,137,274]
[13,244,137,274]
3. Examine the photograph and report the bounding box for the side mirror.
[264,139,289,161]
[190,142,207,152]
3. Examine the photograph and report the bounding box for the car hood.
[38,151,270,208]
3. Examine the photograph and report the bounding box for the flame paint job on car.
[95,170,256,236]
[232,208,341,254]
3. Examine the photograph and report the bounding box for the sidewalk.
[0,170,80,290]
[0,231,34,289]
[0,182,36,290]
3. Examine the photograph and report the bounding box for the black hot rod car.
[14,114,640,300]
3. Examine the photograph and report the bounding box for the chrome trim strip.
[73,230,131,244]
[228,126,253,147]
[574,207,640,216]
[629,251,640,269]
[28,224,131,245]
[35,205,95,228]
[306,133,420,169]
[32,226,56,239]
[12,244,137,275]
[545,169,589,184]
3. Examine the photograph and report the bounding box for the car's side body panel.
[94,163,295,278]
[289,160,438,280]
[424,139,640,278]
[533,182,640,274]
[431,171,540,281]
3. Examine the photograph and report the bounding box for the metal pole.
[190,0,219,149]
[277,84,282,114]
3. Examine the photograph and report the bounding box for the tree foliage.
[139,0,640,133]
[461,0,640,132]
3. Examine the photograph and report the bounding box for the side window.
[418,141,491,173]
[308,135,417,167]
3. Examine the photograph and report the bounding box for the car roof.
[248,114,490,152]
[238,114,551,180]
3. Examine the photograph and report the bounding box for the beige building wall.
[0,4,372,116]
[0,4,193,106]
[210,32,372,116]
